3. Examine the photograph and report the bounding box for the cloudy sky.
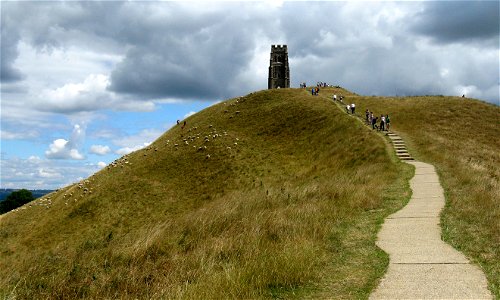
[1,1,499,190]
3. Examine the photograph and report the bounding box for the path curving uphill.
[318,90,492,298]
[370,160,492,299]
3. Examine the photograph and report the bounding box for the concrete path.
[370,161,492,299]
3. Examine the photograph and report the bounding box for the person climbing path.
[370,161,492,299]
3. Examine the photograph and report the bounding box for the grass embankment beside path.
[0,88,412,299]
[352,96,500,298]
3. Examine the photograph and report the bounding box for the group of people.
[177,119,187,129]
[301,81,339,89]
[346,103,356,114]
[311,86,320,95]
[316,82,330,88]
[365,109,390,131]
[331,94,345,102]
[334,96,392,132]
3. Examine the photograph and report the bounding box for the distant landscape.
[0,189,54,201]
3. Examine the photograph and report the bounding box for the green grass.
[0,88,412,299]
[352,95,500,298]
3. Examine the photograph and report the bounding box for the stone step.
[396,150,408,153]
[400,157,415,161]
[397,151,411,155]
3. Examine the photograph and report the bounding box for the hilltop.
[0,87,412,299]
[1,87,498,298]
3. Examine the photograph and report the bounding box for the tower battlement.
[271,45,288,52]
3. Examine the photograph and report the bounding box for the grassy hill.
[352,96,500,298]
[0,88,413,299]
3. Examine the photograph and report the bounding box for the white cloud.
[46,74,109,102]
[97,161,107,168]
[183,111,196,119]
[1,154,100,189]
[112,128,163,155]
[38,73,112,113]
[112,126,168,155]
[45,124,86,160]
[38,168,61,179]
[90,144,111,155]
[36,72,157,113]
[28,155,41,162]
[113,128,163,148]
[1,129,39,140]
[116,142,151,155]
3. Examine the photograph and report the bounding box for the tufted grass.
[352,95,500,298]
[0,88,412,299]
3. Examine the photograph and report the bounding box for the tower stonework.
[268,45,290,89]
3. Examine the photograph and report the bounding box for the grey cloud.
[411,1,499,45]
[1,1,498,105]
[0,83,28,94]
[279,2,498,103]
[1,20,24,82]
[108,7,263,100]
[3,2,272,101]
[0,154,98,189]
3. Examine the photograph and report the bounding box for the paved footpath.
[370,161,492,299]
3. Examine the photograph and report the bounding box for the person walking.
[346,104,351,114]
[372,116,378,130]
[365,109,370,124]
[386,114,390,131]
[351,103,356,114]
[379,114,385,131]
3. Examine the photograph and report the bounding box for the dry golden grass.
[353,95,500,298]
[0,88,412,299]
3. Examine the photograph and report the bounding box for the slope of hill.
[0,88,412,299]
[353,96,500,298]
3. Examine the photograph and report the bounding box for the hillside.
[0,88,412,299]
[353,96,500,297]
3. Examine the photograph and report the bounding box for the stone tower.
[268,45,290,89]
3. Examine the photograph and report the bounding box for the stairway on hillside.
[330,96,414,161]
[386,132,414,161]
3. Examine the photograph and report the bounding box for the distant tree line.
[0,189,34,214]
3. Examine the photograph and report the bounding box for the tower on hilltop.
[268,45,290,89]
